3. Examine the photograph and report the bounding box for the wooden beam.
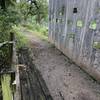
[0,41,14,48]
[0,0,6,9]
[1,74,12,100]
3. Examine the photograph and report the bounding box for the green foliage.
[22,23,48,40]
[17,0,48,23]
[0,0,48,69]
[93,42,100,49]
[13,26,28,49]
[16,1,30,21]
[0,44,10,69]
[30,0,48,23]
[77,20,83,27]
[0,8,20,42]
[0,3,21,68]
[89,20,97,30]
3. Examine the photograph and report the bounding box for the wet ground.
[20,28,100,100]
[18,48,53,100]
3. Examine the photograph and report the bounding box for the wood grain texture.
[49,0,100,82]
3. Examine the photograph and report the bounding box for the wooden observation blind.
[49,0,100,82]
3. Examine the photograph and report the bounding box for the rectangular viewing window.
[73,8,78,13]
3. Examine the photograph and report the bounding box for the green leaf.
[77,20,83,27]
[89,20,97,30]
[93,42,100,49]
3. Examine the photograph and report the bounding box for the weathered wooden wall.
[49,0,100,81]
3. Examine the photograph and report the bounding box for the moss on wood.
[1,74,12,100]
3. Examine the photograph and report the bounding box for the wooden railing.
[0,32,16,100]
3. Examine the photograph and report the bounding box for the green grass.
[12,25,28,49]
[22,23,48,40]
[28,29,48,40]
[12,23,48,49]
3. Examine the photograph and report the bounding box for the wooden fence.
[0,32,16,100]
[49,0,100,82]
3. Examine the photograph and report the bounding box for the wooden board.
[49,0,100,82]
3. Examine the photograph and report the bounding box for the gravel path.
[23,29,100,100]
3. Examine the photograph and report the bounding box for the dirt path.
[18,48,53,100]
[22,29,100,100]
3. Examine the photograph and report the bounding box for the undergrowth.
[22,23,48,40]
[12,26,28,49]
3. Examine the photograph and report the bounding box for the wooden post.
[1,74,12,100]
[1,32,15,100]
[9,32,14,66]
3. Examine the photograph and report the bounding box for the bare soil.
[18,48,53,100]
[22,29,100,100]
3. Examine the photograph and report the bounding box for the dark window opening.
[73,8,78,13]
[56,18,58,23]
[59,6,65,16]
[49,17,51,21]
[61,6,65,15]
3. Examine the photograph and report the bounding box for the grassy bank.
[12,26,28,49]
[22,23,48,40]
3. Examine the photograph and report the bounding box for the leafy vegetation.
[0,0,21,70]
[22,22,48,40]
[17,0,48,23]
[0,0,48,66]
[93,42,100,49]
[13,26,28,48]
[0,0,20,42]
[0,0,48,99]
[15,0,48,44]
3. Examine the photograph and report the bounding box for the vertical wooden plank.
[64,0,76,58]
[57,0,66,50]
[53,0,58,43]
[88,0,100,68]
[72,0,88,60]
[55,0,60,48]
[49,0,100,81]
[1,74,12,100]
[79,0,97,66]
[48,0,52,41]
[15,66,21,100]
[9,32,14,66]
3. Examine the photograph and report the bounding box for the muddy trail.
[19,28,100,100]
[18,48,53,100]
